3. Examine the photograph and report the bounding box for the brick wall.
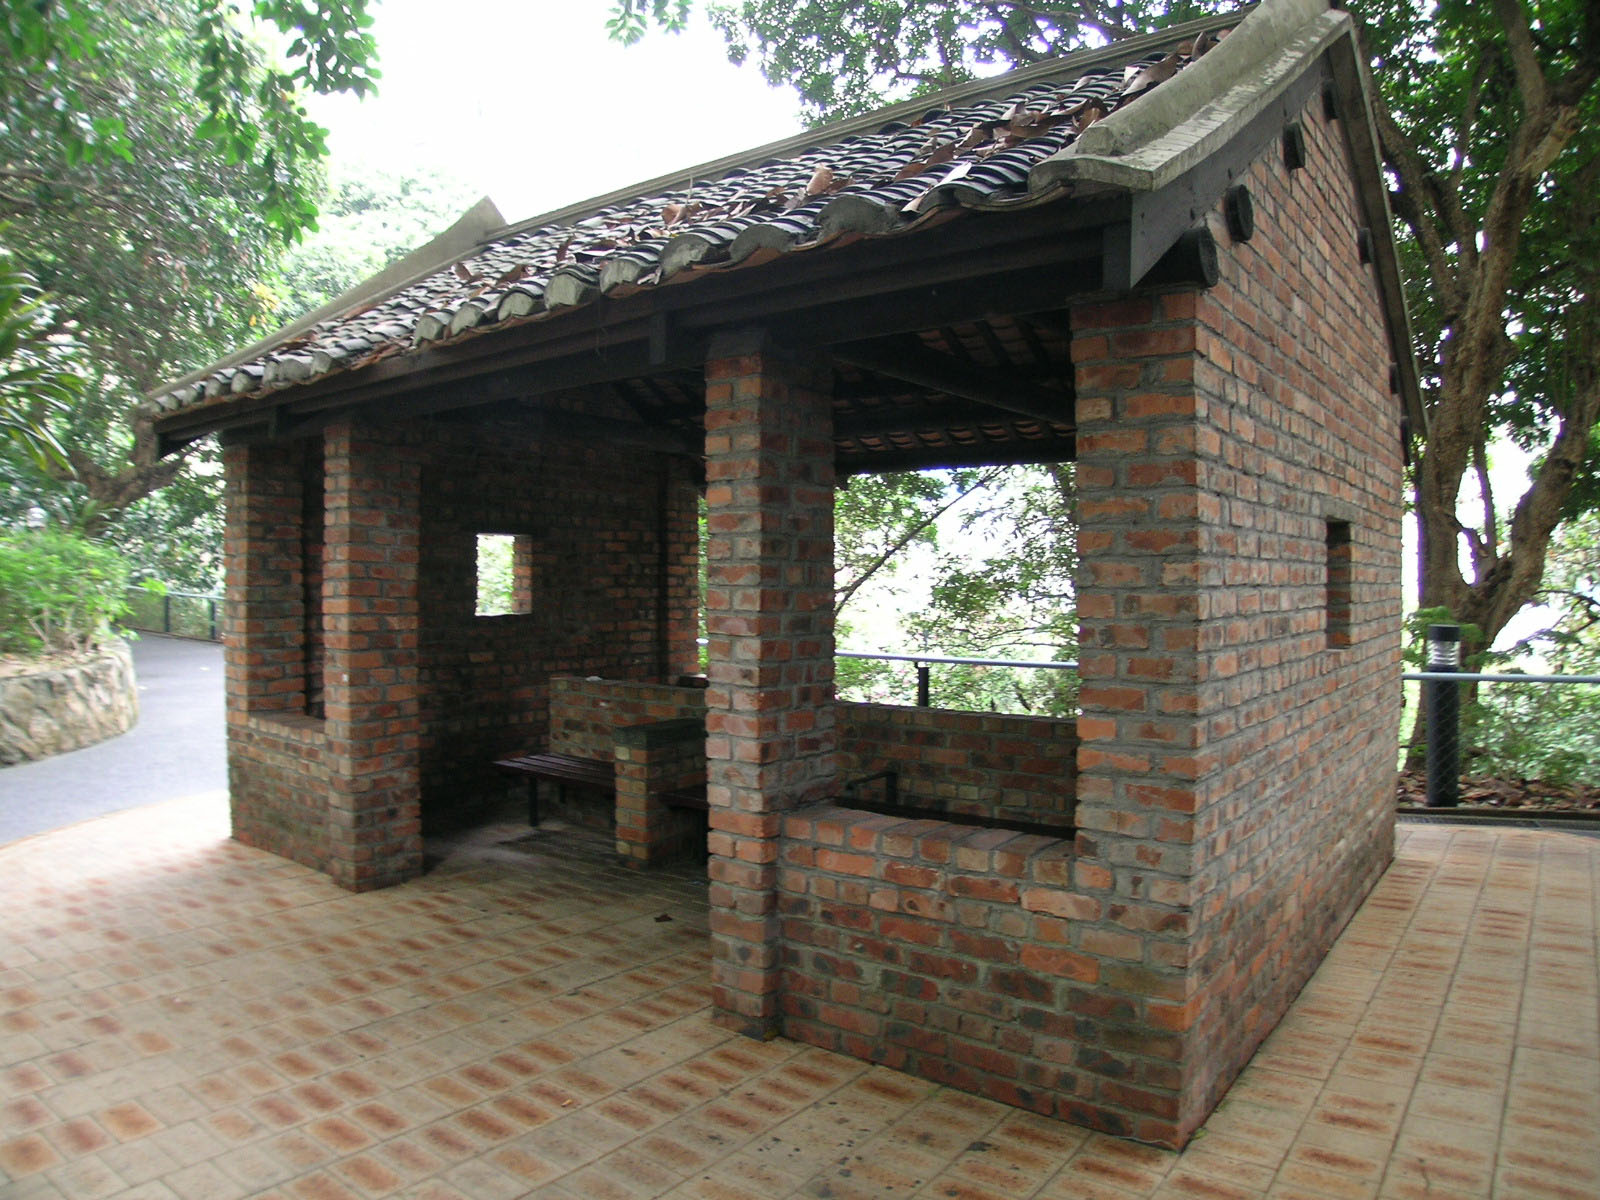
[548,675,708,760]
[223,397,702,883]
[1068,89,1401,1141]
[224,438,331,869]
[322,421,423,891]
[615,717,707,865]
[412,411,700,832]
[836,703,1077,829]
[779,808,1119,1120]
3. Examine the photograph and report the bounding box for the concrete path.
[0,807,1597,1199]
[0,635,224,845]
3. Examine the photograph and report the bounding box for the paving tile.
[6,804,1600,1200]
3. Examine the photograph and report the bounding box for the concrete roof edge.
[1033,9,1348,194]
[1071,0,1331,161]
[146,196,506,401]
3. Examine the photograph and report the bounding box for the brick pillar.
[703,331,837,1036]
[1069,292,1213,1144]
[322,422,424,891]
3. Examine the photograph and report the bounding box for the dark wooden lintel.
[832,335,1073,428]
[838,438,1074,476]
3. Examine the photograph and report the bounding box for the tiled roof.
[148,20,1244,419]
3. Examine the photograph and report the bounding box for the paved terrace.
[1,801,1596,1200]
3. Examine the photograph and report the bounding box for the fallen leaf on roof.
[453,262,477,284]
[956,122,993,153]
[1122,52,1182,97]
[554,235,574,264]
[663,200,706,226]
[804,165,835,197]
[494,264,528,287]
[1075,102,1109,133]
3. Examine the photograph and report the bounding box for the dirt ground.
[1397,767,1600,811]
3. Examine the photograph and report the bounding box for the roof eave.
[1030,1,1425,437]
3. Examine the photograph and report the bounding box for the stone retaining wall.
[0,641,138,765]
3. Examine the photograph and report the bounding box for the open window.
[475,533,533,616]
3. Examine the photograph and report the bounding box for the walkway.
[1,802,1596,1199]
[0,636,225,845]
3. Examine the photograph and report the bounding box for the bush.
[0,529,130,656]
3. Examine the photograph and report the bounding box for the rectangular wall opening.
[475,533,533,616]
[1326,519,1353,648]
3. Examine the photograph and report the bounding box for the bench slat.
[659,786,708,812]
[495,753,614,786]
[494,753,615,827]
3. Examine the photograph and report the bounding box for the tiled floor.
[2,800,1596,1199]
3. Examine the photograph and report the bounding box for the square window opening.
[476,533,534,616]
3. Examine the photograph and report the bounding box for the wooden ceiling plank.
[832,335,1074,430]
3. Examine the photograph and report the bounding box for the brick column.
[703,331,837,1036]
[1069,292,1213,1144]
[322,421,424,891]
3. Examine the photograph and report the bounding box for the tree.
[0,1,389,580]
[268,161,480,324]
[0,249,75,473]
[832,466,1078,714]
[612,0,1600,665]
[2,0,378,242]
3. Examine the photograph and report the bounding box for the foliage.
[834,465,1077,714]
[1460,510,1600,785]
[0,529,130,657]
[475,534,517,617]
[268,162,480,323]
[0,0,388,590]
[0,249,74,471]
[2,0,378,242]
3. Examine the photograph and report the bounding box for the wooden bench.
[657,784,708,812]
[494,752,614,825]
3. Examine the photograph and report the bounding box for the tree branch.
[1490,0,1550,110]
[835,468,1002,616]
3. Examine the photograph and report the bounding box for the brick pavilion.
[149,0,1419,1147]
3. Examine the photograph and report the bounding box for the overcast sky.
[306,0,806,226]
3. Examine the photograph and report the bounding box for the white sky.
[306,0,805,227]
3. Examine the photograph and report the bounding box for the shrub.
[0,529,130,656]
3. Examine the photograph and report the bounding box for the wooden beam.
[838,439,1074,476]
[832,335,1073,428]
[835,401,1071,442]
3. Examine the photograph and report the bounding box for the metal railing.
[838,649,1077,707]
[1405,622,1600,807]
[122,587,224,642]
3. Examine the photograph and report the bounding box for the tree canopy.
[2,0,378,242]
[0,0,387,579]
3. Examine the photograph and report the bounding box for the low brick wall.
[229,713,330,870]
[779,805,1159,1130]
[836,702,1077,830]
[548,675,707,759]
